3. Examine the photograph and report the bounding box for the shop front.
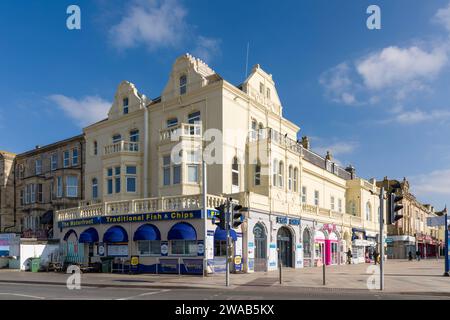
[58,210,216,275]
[314,230,325,266]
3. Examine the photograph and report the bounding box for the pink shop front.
[313,224,342,266]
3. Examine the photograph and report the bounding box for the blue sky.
[1,0,450,209]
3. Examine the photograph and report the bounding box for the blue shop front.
[57,209,243,275]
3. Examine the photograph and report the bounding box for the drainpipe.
[143,105,149,198]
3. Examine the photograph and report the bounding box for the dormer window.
[180,75,187,95]
[123,98,129,115]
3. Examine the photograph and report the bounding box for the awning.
[214,227,237,241]
[41,210,53,224]
[168,222,197,240]
[79,228,99,244]
[133,224,161,241]
[103,226,128,243]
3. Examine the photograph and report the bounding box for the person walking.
[346,249,352,265]
[416,249,421,261]
[373,250,379,265]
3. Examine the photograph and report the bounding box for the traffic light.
[213,204,227,230]
[231,204,245,229]
[387,190,404,225]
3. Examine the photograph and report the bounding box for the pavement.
[0,259,448,300]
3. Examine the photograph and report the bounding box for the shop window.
[303,229,311,258]
[214,240,227,257]
[170,240,197,255]
[137,241,161,255]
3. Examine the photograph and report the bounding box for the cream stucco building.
[55,54,384,274]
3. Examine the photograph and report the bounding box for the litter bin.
[101,258,113,273]
[31,258,41,273]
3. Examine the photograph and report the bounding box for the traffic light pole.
[226,200,231,287]
[379,187,384,291]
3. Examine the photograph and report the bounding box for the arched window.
[293,168,298,192]
[272,159,278,187]
[278,161,284,188]
[92,178,98,199]
[366,202,372,221]
[232,157,239,188]
[288,166,293,191]
[180,75,187,95]
[254,160,261,186]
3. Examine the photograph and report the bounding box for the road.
[0,282,447,300]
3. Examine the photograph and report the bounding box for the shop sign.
[107,245,128,257]
[58,210,203,228]
[234,256,242,265]
[276,217,301,226]
[159,259,179,274]
[97,243,105,256]
[197,241,205,256]
[183,259,203,275]
[130,256,139,266]
[161,241,169,256]
[323,224,337,234]
[385,238,393,244]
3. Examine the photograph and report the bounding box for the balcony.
[103,141,140,156]
[160,123,202,143]
[56,194,227,223]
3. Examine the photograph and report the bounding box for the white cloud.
[315,141,358,157]
[109,0,187,51]
[48,95,111,127]
[319,63,361,106]
[393,109,450,125]
[356,46,448,90]
[192,36,221,63]
[320,2,450,108]
[435,2,450,32]
[410,169,450,196]
[108,0,221,60]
